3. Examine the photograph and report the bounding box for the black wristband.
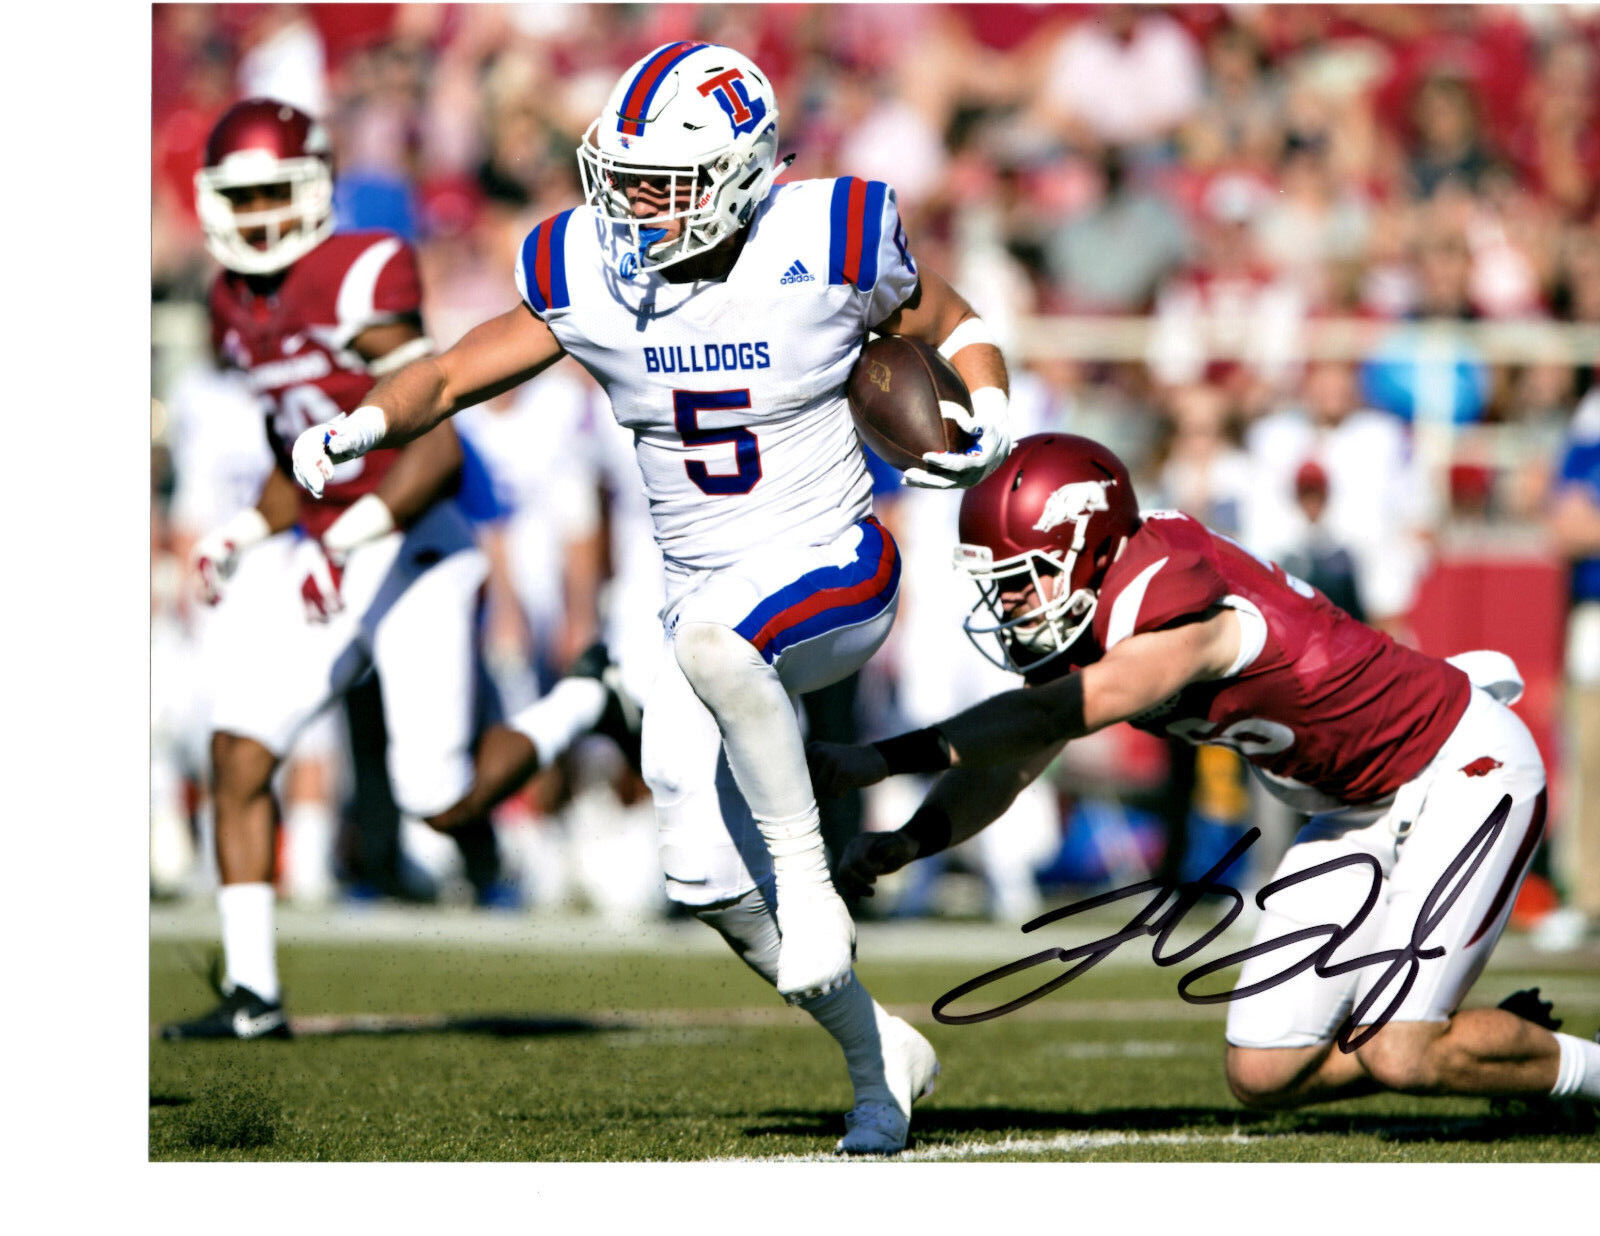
[872,727,953,776]
[901,804,954,859]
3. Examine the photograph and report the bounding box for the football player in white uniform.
[290,43,1012,1154]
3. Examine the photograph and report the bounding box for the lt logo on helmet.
[697,69,768,136]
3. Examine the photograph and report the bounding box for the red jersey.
[1036,511,1471,809]
[208,230,421,539]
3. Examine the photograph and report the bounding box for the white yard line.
[710,1127,1268,1163]
[1037,1038,1211,1058]
[901,1127,1265,1161]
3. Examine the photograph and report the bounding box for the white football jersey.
[166,362,275,537]
[514,176,919,573]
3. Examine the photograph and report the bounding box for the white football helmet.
[578,42,783,274]
[194,98,335,276]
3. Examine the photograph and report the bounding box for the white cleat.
[776,889,856,1003]
[836,1016,940,1156]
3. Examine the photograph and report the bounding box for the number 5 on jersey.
[675,389,762,495]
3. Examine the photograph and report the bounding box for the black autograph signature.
[932,794,1512,1053]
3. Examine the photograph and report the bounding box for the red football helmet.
[195,98,334,275]
[955,433,1142,671]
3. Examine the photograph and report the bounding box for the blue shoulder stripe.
[827,177,890,291]
[856,179,888,292]
[546,209,573,311]
[519,224,546,314]
[828,178,853,286]
[517,209,575,316]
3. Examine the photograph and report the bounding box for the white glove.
[903,385,1012,490]
[190,507,271,605]
[292,405,388,499]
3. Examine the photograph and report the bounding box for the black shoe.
[1497,987,1561,1031]
[1489,988,1597,1132]
[160,982,291,1041]
[569,642,643,773]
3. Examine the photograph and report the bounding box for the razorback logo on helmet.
[1033,479,1115,533]
[697,68,768,136]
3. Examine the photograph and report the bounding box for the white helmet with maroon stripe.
[955,433,1142,672]
[577,42,782,274]
[195,98,335,275]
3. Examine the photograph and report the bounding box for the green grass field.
[149,911,1600,1163]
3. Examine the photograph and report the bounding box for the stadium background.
[148,2,1600,1165]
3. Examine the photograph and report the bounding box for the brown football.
[846,335,975,471]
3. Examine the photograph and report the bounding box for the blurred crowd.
[151,5,1600,942]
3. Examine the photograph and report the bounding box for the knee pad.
[694,885,781,987]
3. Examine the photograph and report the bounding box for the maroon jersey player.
[207,228,424,541]
[188,99,444,605]
[166,100,635,1042]
[810,433,1600,1117]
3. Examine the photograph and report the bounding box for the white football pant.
[1225,687,1547,1049]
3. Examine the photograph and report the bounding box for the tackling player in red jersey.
[810,433,1600,1115]
[164,100,637,1041]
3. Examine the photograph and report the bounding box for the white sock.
[218,882,279,1002]
[760,804,832,896]
[798,977,897,1109]
[509,677,607,764]
[283,802,338,904]
[1551,1032,1600,1100]
[696,889,891,1107]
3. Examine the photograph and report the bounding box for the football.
[846,335,975,471]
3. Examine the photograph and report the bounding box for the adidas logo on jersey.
[779,260,815,285]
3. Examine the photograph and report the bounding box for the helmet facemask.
[195,151,334,276]
[578,119,778,274]
[956,543,1099,674]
